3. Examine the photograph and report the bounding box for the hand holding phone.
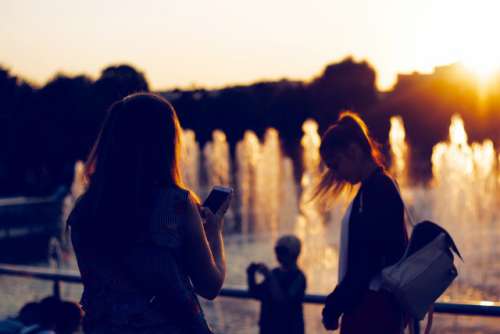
[201,186,233,230]
[203,186,233,215]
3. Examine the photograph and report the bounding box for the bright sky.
[2,0,500,91]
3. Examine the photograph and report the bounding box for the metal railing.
[0,188,67,242]
[0,187,67,208]
[1,263,500,333]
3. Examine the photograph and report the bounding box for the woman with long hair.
[318,112,408,334]
[68,93,230,333]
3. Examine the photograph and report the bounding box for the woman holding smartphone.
[68,93,230,334]
[317,112,408,334]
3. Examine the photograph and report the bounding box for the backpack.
[378,220,463,332]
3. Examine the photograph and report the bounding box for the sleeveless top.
[69,186,212,334]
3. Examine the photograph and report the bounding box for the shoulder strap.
[443,229,464,261]
[407,307,433,334]
[389,178,416,227]
[423,305,434,334]
[392,178,464,262]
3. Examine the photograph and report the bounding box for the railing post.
[412,318,420,334]
[53,279,61,300]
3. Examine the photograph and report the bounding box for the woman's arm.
[118,191,228,306]
[184,193,228,300]
[323,238,380,320]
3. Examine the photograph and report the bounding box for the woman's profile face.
[323,144,362,184]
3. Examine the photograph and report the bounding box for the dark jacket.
[323,167,408,321]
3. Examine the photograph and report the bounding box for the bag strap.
[423,305,434,334]
[390,178,464,263]
[442,229,464,261]
[389,178,416,227]
[406,307,433,334]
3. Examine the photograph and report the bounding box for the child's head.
[56,301,84,334]
[275,235,301,268]
[38,296,61,329]
[18,302,41,325]
[315,111,384,200]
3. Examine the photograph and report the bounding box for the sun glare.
[454,1,500,82]
[422,0,500,83]
[461,37,500,82]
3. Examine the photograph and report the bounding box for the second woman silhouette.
[318,112,408,334]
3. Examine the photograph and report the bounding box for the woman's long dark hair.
[314,111,385,204]
[71,93,184,251]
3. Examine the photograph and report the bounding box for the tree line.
[1,59,499,196]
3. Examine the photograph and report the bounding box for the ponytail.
[313,111,384,204]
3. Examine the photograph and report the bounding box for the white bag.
[379,224,462,320]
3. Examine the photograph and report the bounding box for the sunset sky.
[2,0,500,91]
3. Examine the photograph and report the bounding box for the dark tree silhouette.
[92,64,149,114]
[1,60,499,195]
[36,74,94,191]
[309,57,378,131]
[1,64,150,195]
[372,64,493,180]
[0,66,36,195]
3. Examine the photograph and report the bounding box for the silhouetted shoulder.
[363,168,402,202]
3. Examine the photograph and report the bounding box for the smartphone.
[203,186,233,214]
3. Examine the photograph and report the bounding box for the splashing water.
[62,161,86,221]
[203,130,235,229]
[279,157,300,235]
[204,130,231,192]
[180,129,201,195]
[389,116,409,186]
[295,120,337,278]
[235,131,261,235]
[430,115,498,299]
[390,114,500,301]
[254,129,281,238]
[61,161,86,250]
[61,116,500,300]
[235,129,299,238]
